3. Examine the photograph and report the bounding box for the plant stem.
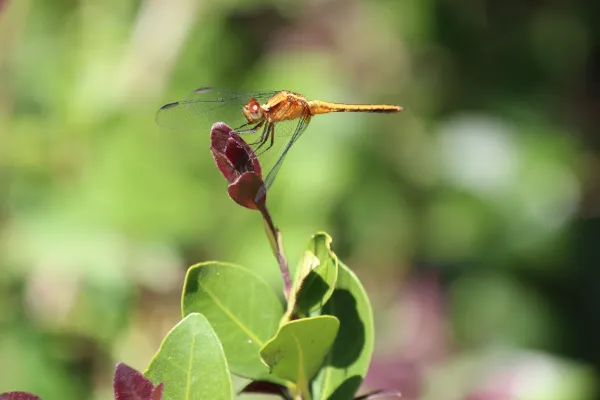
[259,204,292,299]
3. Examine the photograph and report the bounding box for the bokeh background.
[1,0,600,399]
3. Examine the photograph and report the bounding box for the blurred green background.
[1,0,600,399]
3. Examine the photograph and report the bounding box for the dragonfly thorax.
[242,98,265,124]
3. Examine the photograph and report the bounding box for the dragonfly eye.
[244,98,263,122]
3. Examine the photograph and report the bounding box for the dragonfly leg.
[253,123,272,150]
[235,122,251,131]
[262,124,276,153]
[248,122,270,146]
[255,124,275,155]
[237,120,264,135]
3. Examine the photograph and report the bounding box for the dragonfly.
[156,87,403,200]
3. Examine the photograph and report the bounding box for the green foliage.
[163,232,373,399]
[310,261,375,400]
[3,228,377,399]
[260,315,340,398]
[286,232,339,319]
[181,262,284,381]
[144,313,233,400]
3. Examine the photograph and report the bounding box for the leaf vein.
[186,325,196,400]
[198,281,264,346]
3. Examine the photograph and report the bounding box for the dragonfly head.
[243,98,264,123]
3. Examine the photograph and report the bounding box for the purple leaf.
[113,363,163,400]
[0,393,42,400]
[210,122,266,210]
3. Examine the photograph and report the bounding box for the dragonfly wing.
[155,87,280,131]
[187,87,281,101]
[255,113,312,201]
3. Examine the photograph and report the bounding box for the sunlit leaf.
[144,313,232,400]
[285,232,338,320]
[182,262,284,381]
[311,261,375,400]
[260,315,340,397]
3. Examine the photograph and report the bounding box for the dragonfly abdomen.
[308,100,403,115]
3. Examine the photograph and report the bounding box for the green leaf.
[181,262,285,381]
[144,313,233,400]
[285,232,339,320]
[260,315,340,399]
[310,261,375,400]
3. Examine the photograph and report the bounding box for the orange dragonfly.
[156,87,403,199]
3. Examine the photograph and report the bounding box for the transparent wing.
[155,87,280,131]
[157,86,312,201]
[254,113,312,201]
